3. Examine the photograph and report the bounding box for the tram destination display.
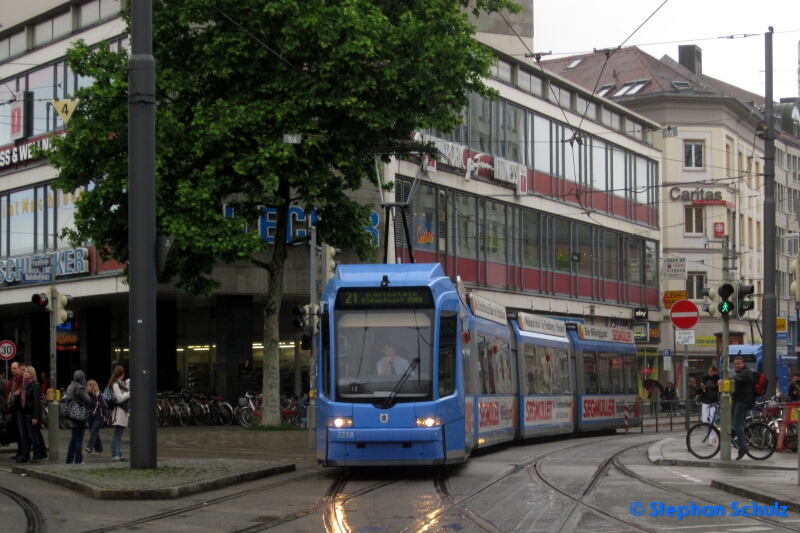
[337,287,433,308]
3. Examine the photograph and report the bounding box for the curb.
[651,458,796,470]
[12,463,296,500]
[711,480,800,514]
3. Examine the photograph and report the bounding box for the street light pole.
[128,0,158,469]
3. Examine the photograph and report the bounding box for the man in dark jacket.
[662,382,678,415]
[720,356,754,460]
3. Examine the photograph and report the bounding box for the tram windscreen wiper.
[381,358,419,409]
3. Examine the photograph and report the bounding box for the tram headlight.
[330,417,353,428]
[415,417,440,428]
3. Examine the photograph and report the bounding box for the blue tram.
[724,344,797,397]
[315,263,641,467]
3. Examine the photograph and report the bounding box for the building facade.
[0,1,664,401]
[544,45,800,394]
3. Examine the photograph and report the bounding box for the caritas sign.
[714,222,725,237]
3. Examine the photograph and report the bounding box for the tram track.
[403,436,639,533]
[79,469,328,533]
[0,485,47,533]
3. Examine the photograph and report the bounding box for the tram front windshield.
[334,309,434,403]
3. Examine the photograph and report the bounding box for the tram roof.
[727,344,762,357]
[335,263,447,285]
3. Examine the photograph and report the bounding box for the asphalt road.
[0,427,797,533]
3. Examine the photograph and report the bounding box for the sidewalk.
[648,435,800,512]
[0,425,318,499]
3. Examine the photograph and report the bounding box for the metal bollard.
[624,402,629,434]
[720,380,732,461]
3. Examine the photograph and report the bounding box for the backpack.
[752,372,768,397]
[102,386,117,410]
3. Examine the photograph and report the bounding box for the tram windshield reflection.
[334,309,434,402]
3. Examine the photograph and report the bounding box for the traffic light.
[55,293,73,325]
[717,283,735,317]
[736,282,755,320]
[791,259,800,306]
[293,305,313,351]
[701,286,719,317]
[322,244,340,285]
[32,291,51,310]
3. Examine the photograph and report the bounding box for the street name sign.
[22,272,53,283]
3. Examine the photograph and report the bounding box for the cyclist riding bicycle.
[719,355,754,460]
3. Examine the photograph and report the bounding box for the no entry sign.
[0,339,16,360]
[670,300,699,329]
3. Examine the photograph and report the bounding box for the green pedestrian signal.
[718,300,734,315]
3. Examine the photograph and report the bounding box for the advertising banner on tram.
[522,395,573,429]
[578,395,637,423]
[477,396,515,432]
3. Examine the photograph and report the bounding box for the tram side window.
[524,345,537,394]
[534,345,549,393]
[610,355,623,393]
[557,349,571,393]
[583,352,599,394]
[598,353,612,394]
[494,340,513,393]
[623,355,636,393]
[321,315,330,397]
[438,311,457,397]
[478,335,488,394]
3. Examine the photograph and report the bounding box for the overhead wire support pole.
[763,27,777,398]
[128,0,158,469]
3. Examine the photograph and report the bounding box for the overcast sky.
[533,0,800,100]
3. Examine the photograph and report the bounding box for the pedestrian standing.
[788,373,800,402]
[108,366,130,462]
[17,366,42,463]
[7,362,23,460]
[85,380,108,455]
[699,366,720,445]
[65,370,91,464]
[719,356,755,460]
[662,382,678,416]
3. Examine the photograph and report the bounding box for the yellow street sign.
[662,290,687,309]
[52,99,79,124]
[777,317,787,332]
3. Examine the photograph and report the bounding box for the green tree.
[44,0,519,425]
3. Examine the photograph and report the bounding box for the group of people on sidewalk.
[0,362,130,464]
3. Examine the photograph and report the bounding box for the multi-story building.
[0,2,663,400]
[543,45,800,392]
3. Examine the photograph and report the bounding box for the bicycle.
[686,403,777,460]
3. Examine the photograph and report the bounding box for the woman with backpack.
[65,370,92,464]
[108,366,130,462]
[85,380,109,455]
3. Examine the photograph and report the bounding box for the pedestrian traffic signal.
[701,286,720,318]
[717,283,735,317]
[31,291,51,310]
[736,281,755,319]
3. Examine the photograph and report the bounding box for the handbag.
[60,398,89,423]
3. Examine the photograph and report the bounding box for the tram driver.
[377,342,412,376]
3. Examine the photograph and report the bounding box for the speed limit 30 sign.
[0,339,17,361]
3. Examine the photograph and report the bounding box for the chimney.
[678,45,703,77]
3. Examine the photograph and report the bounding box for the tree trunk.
[260,182,291,426]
